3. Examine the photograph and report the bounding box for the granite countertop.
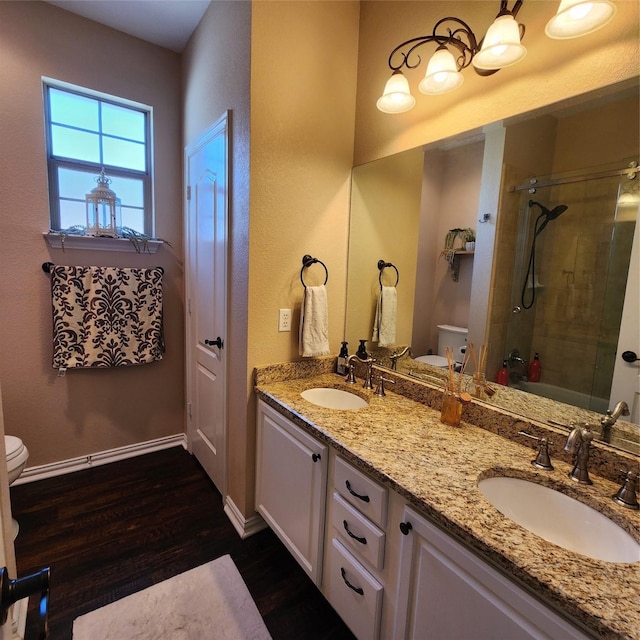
[255,362,640,640]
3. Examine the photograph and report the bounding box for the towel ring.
[300,255,329,288]
[377,260,399,288]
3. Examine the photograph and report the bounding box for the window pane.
[49,88,99,131]
[58,199,87,230]
[58,167,99,200]
[102,103,145,142]
[51,125,100,162]
[120,207,144,233]
[103,137,145,171]
[109,176,144,207]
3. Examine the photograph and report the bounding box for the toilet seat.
[5,435,25,463]
[415,355,449,368]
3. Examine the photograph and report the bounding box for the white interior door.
[185,113,229,496]
[611,205,640,423]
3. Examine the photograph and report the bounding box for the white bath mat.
[72,555,272,640]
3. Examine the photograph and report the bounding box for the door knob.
[205,337,224,349]
[622,351,639,363]
[1,566,50,639]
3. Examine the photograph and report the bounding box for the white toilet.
[415,324,468,369]
[5,435,29,539]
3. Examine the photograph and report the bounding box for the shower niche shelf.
[448,250,474,282]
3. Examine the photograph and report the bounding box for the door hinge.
[187,402,192,419]
[186,185,191,201]
[187,298,191,315]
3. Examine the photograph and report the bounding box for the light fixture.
[85,168,121,237]
[377,0,616,113]
[545,1,617,39]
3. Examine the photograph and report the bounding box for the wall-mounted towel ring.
[300,255,328,288]
[377,260,399,288]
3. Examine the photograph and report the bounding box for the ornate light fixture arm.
[387,17,479,73]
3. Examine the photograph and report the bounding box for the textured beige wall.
[346,149,424,349]
[354,1,639,165]
[0,1,183,467]
[249,0,360,366]
[182,1,253,515]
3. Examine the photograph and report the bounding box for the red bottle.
[496,360,509,386]
[528,353,541,382]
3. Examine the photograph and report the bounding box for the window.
[44,81,153,236]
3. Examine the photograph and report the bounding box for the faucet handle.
[613,470,640,510]
[345,363,357,384]
[519,431,554,470]
[374,375,395,397]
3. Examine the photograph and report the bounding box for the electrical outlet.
[278,308,292,332]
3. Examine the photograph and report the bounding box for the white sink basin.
[478,476,640,563]
[301,388,368,410]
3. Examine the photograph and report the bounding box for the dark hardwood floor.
[9,446,355,640]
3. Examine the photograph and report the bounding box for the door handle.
[205,337,224,349]
[622,351,639,363]
[1,567,50,639]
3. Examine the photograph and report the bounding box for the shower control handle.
[622,351,639,363]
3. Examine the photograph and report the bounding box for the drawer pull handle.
[340,567,364,595]
[399,521,413,536]
[312,453,321,462]
[345,480,370,503]
[343,520,367,545]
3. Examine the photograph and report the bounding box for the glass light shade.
[376,71,416,114]
[418,48,464,95]
[545,1,616,39]
[473,14,527,70]
[85,170,122,237]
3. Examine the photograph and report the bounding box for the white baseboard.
[224,495,267,539]
[13,434,187,485]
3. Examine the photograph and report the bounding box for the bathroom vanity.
[254,359,640,640]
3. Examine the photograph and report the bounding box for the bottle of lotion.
[496,360,509,386]
[356,340,369,359]
[528,352,541,382]
[337,341,349,375]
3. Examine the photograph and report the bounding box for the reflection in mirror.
[345,81,639,455]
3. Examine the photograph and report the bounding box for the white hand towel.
[372,286,397,347]
[299,285,330,357]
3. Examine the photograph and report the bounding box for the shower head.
[529,200,568,234]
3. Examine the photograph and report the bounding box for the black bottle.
[337,341,349,375]
[356,340,369,359]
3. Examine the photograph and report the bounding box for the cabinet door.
[394,506,589,640]
[255,400,327,585]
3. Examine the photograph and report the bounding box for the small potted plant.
[463,228,476,251]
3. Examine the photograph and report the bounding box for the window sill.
[44,233,163,254]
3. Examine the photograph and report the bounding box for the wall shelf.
[44,232,163,254]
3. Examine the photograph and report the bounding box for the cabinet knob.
[399,521,413,536]
[312,453,321,462]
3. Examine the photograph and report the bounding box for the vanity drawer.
[331,491,386,571]
[325,538,384,640]
[334,456,388,528]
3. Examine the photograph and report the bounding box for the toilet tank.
[437,325,468,360]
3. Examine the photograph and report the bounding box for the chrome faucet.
[508,348,527,365]
[346,354,375,389]
[564,423,594,485]
[389,346,412,370]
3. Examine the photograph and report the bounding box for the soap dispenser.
[356,340,369,359]
[337,341,349,375]
[528,353,541,382]
[496,360,509,386]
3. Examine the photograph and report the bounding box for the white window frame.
[42,78,154,237]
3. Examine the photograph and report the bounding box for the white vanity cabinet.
[322,455,389,640]
[393,505,591,640]
[255,400,328,585]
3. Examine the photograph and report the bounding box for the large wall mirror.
[345,79,639,456]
